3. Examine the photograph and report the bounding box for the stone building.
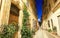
[0,0,39,38]
[42,0,60,36]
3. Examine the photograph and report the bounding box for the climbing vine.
[21,5,33,38]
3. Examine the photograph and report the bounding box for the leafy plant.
[0,23,18,38]
[21,5,33,38]
[21,26,32,38]
[48,29,52,32]
[53,26,57,32]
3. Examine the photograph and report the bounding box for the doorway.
[9,3,19,24]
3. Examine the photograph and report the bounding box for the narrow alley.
[0,0,60,38]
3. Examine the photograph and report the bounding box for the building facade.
[42,0,60,36]
[0,0,39,38]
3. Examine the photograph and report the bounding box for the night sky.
[35,0,43,22]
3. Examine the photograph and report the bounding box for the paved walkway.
[33,28,44,38]
[33,28,59,38]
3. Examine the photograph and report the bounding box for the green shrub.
[21,5,33,38]
[48,29,52,32]
[53,26,57,32]
[21,26,32,38]
[0,23,18,38]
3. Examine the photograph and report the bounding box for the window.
[48,20,50,27]
[51,19,53,28]
[0,0,2,9]
[45,0,47,6]
[9,3,19,24]
[10,3,19,16]
[57,15,60,29]
[49,4,51,10]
